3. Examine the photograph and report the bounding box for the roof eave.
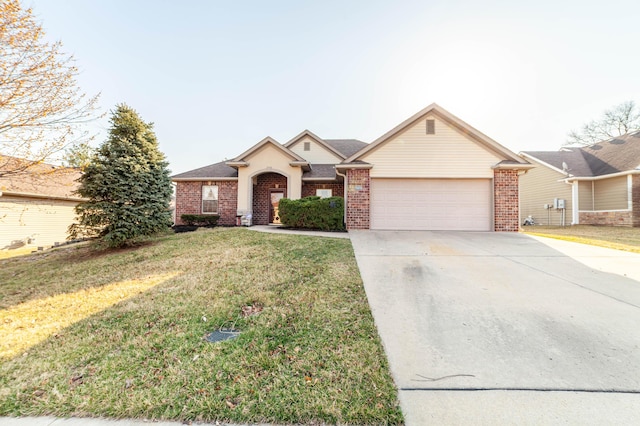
[284,130,347,160]
[564,169,640,182]
[0,190,85,202]
[172,177,238,182]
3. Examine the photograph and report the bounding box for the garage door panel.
[371,179,492,231]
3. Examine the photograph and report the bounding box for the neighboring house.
[173,104,533,232]
[520,131,640,227]
[0,156,83,250]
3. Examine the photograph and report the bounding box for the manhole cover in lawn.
[206,329,240,343]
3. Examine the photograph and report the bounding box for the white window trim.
[202,185,219,214]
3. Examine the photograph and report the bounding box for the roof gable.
[285,130,346,161]
[231,137,306,163]
[344,103,525,164]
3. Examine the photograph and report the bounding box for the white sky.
[28,0,640,174]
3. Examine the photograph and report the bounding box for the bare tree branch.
[566,101,640,146]
[0,0,101,177]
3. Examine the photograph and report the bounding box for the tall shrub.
[70,104,172,247]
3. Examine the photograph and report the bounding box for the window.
[316,189,332,198]
[304,141,311,151]
[426,119,435,134]
[202,185,218,214]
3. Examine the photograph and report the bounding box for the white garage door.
[370,178,492,231]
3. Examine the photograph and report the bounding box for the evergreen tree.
[70,104,172,247]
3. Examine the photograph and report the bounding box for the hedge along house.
[520,131,640,227]
[0,156,83,251]
[172,104,533,231]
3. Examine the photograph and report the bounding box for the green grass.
[0,228,402,425]
[522,225,640,253]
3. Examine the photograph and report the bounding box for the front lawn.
[522,225,640,253]
[0,228,402,425]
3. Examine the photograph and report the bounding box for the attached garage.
[370,178,492,231]
[340,104,533,231]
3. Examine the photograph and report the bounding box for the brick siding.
[346,169,370,229]
[494,169,519,232]
[580,211,633,227]
[301,182,344,198]
[175,181,238,226]
[252,173,287,225]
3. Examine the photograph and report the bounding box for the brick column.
[494,169,519,232]
[346,169,370,229]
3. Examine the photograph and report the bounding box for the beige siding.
[289,136,342,164]
[362,115,502,178]
[578,181,593,210]
[519,162,572,225]
[236,144,303,212]
[594,176,628,210]
[0,196,77,249]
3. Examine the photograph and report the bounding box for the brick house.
[520,131,640,227]
[172,104,532,231]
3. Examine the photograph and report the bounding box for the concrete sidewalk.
[246,225,349,239]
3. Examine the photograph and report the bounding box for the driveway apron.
[349,230,640,425]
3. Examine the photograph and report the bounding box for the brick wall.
[301,182,344,198]
[494,169,519,232]
[252,173,287,225]
[580,211,633,227]
[175,181,238,226]
[634,175,640,227]
[346,169,370,229]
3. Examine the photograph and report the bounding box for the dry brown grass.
[522,225,640,253]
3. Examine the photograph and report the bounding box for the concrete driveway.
[349,231,640,425]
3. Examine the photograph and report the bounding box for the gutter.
[0,190,86,202]
[563,169,640,182]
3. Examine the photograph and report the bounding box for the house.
[173,104,533,231]
[0,156,83,250]
[520,131,640,227]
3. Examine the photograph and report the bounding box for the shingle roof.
[0,156,82,199]
[302,164,337,180]
[522,148,593,176]
[522,131,640,177]
[324,139,368,158]
[581,131,640,175]
[171,161,238,179]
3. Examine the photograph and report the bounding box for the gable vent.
[426,119,435,135]
[304,141,311,151]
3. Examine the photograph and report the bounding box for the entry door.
[270,190,285,224]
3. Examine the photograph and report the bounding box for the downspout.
[335,167,348,229]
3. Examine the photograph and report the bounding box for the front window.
[202,185,218,214]
[316,189,332,198]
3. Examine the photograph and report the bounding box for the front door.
[269,190,285,224]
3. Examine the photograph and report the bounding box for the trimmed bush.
[278,196,344,231]
[180,214,219,227]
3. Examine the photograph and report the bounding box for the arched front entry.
[252,172,288,225]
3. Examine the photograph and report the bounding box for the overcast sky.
[28,0,640,174]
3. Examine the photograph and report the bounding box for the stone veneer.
[301,182,344,198]
[174,181,238,226]
[252,172,287,225]
[494,169,519,232]
[345,169,370,229]
[579,211,633,227]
